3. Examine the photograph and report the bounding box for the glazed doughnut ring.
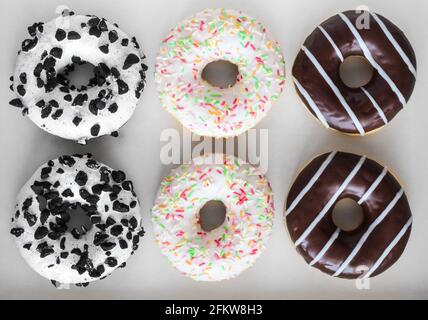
[152,154,274,281]
[285,151,412,279]
[155,8,286,138]
[292,10,416,135]
[10,154,144,287]
[9,11,147,143]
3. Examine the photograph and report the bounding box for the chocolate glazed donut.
[292,10,417,135]
[285,152,412,279]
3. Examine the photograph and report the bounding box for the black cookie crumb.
[90,124,100,136]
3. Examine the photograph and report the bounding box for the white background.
[0,0,427,299]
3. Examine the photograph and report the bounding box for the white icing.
[152,154,274,281]
[286,151,336,216]
[12,154,143,285]
[339,13,406,105]
[13,14,146,142]
[363,216,412,278]
[333,188,404,277]
[318,26,344,62]
[358,167,388,205]
[317,24,389,125]
[155,8,285,138]
[371,13,417,78]
[294,156,366,247]
[301,46,365,135]
[361,88,388,125]
[293,77,330,129]
[309,227,340,266]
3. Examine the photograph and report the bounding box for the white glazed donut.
[155,8,286,138]
[9,11,147,143]
[10,154,144,287]
[152,154,274,281]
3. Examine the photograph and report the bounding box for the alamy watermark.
[355,5,371,30]
[159,128,269,174]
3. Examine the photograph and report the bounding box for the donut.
[285,151,412,279]
[9,11,147,143]
[155,8,286,138]
[292,10,416,135]
[10,154,145,288]
[152,154,274,281]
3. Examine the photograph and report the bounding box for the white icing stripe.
[293,77,330,129]
[318,26,344,62]
[294,156,366,247]
[302,46,365,135]
[308,166,387,268]
[339,13,407,106]
[363,216,412,279]
[286,151,336,216]
[309,228,341,266]
[361,88,388,124]
[333,188,404,277]
[358,167,388,205]
[371,13,417,78]
[316,24,389,125]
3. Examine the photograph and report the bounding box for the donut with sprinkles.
[152,154,274,281]
[155,8,286,138]
[285,151,412,279]
[10,154,144,288]
[9,10,147,143]
[292,10,417,135]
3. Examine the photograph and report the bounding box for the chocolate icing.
[285,152,412,279]
[292,10,417,134]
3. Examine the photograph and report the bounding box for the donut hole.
[339,55,374,88]
[201,60,240,89]
[58,61,97,90]
[198,200,227,232]
[64,203,93,236]
[332,198,364,232]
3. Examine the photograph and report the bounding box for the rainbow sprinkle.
[152,154,275,281]
[155,8,286,138]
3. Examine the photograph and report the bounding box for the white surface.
[0,0,427,300]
